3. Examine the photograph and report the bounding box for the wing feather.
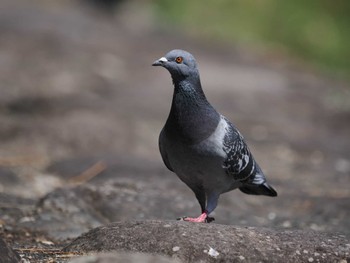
[222,118,258,182]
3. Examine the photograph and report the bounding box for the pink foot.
[179,212,212,223]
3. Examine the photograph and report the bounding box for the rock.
[0,193,35,226]
[64,220,350,263]
[22,157,202,241]
[20,186,108,240]
[68,251,179,263]
[0,238,21,263]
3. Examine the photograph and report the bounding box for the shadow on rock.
[68,251,180,263]
[0,238,21,263]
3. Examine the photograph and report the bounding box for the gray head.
[152,49,199,81]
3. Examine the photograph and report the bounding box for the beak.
[152,56,168,66]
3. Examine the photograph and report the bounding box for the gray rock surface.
[64,220,350,263]
[0,238,21,263]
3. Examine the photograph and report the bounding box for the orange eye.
[175,56,183,63]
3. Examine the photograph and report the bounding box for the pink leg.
[181,212,208,223]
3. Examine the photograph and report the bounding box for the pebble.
[172,246,180,252]
[282,221,291,228]
[208,247,219,258]
[39,240,54,245]
[268,212,276,220]
[308,257,314,262]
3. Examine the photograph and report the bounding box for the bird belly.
[165,118,240,194]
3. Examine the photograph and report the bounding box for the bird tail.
[239,182,277,197]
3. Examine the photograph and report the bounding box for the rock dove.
[152,49,277,223]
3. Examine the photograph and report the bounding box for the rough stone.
[0,238,21,263]
[64,220,350,263]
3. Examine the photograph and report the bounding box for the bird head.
[152,49,199,81]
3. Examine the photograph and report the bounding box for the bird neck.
[173,75,206,99]
[165,77,220,144]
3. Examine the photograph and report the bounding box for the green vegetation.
[153,0,350,77]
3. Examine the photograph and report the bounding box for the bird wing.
[159,129,174,172]
[221,119,277,196]
[222,119,258,182]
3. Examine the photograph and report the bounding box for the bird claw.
[176,215,215,223]
[206,216,215,223]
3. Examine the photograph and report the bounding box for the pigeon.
[152,49,277,223]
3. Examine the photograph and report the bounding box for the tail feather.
[239,183,277,197]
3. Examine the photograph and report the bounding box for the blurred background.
[0,0,349,249]
[155,0,350,77]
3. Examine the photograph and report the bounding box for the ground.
[0,0,349,262]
